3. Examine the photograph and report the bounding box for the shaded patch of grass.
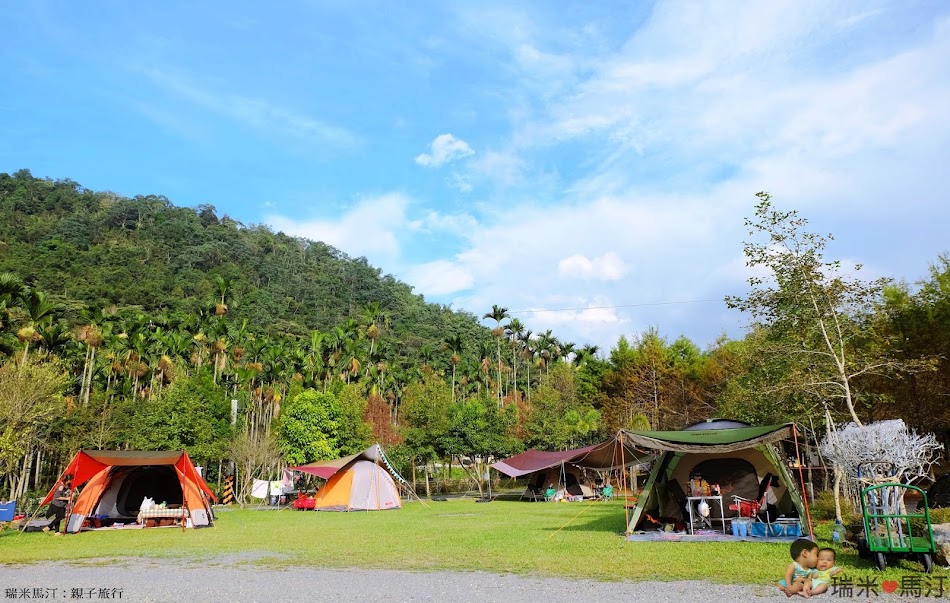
[1,500,944,584]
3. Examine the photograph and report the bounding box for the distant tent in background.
[491,437,653,499]
[290,444,414,511]
[621,421,813,537]
[41,450,216,533]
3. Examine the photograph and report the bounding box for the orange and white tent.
[291,444,405,511]
[41,450,216,533]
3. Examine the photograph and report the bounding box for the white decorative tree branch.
[820,419,943,485]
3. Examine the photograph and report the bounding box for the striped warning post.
[222,475,235,505]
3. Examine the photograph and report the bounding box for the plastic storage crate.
[750,521,802,538]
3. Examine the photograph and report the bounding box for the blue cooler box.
[0,501,16,521]
[750,521,801,538]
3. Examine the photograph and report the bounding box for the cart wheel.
[856,536,871,559]
[875,552,887,571]
[921,553,933,574]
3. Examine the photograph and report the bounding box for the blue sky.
[3,1,949,352]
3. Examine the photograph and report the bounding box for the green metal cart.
[861,483,936,573]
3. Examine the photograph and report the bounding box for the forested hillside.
[1,170,948,505]
[0,169,485,352]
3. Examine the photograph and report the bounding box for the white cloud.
[522,304,626,326]
[133,66,359,148]
[416,210,479,236]
[415,133,475,167]
[468,150,527,187]
[265,193,410,262]
[449,172,473,193]
[557,252,627,280]
[280,5,950,352]
[406,260,474,295]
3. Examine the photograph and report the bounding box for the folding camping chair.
[729,473,775,524]
[522,485,546,502]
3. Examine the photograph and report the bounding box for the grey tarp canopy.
[492,437,653,498]
[621,423,813,537]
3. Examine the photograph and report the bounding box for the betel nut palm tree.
[483,304,509,406]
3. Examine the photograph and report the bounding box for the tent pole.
[792,424,815,539]
[181,471,188,532]
[619,431,630,535]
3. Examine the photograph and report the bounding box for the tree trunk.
[411,458,417,495]
[80,346,91,404]
[805,438,815,501]
[833,466,843,522]
[425,463,431,499]
[84,346,97,405]
[34,447,43,491]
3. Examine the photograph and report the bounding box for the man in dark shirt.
[46,474,73,534]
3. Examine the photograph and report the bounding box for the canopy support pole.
[793,424,815,539]
[620,432,630,535]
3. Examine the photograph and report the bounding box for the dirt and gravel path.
[0,559,916,602]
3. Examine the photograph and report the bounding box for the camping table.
[137,508,188,526]
[686,496,726,535]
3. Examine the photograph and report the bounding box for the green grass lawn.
[1,498,942,585]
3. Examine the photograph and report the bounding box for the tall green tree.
[440,394,519,497]
[16,289,60,365]
[274,386,370,465]
[118,371,232,463]
[505,318,525,400]
[399,377,452,496]
[444,333,463,402]
[874,256,950,442]
[0,273,25,357]
[0,361,67,499]
[523,363,600,449]
[726,193,932,425]
[483,305,509,405]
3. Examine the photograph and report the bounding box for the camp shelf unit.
[685,496,727,534]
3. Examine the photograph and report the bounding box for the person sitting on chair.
[759,474,780,521]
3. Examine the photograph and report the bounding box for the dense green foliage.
[0,171,947,504]
[0,169,485,351]
[275,387,369,465]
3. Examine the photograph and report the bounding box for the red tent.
[43,450,216,533]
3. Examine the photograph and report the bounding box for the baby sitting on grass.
[778,538,818,597]
[806,548,842,596]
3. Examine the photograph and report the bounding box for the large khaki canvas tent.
[621,421,812,536]
[41,450,216,533]
[492,438,652,499]
[290,444,407,511]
